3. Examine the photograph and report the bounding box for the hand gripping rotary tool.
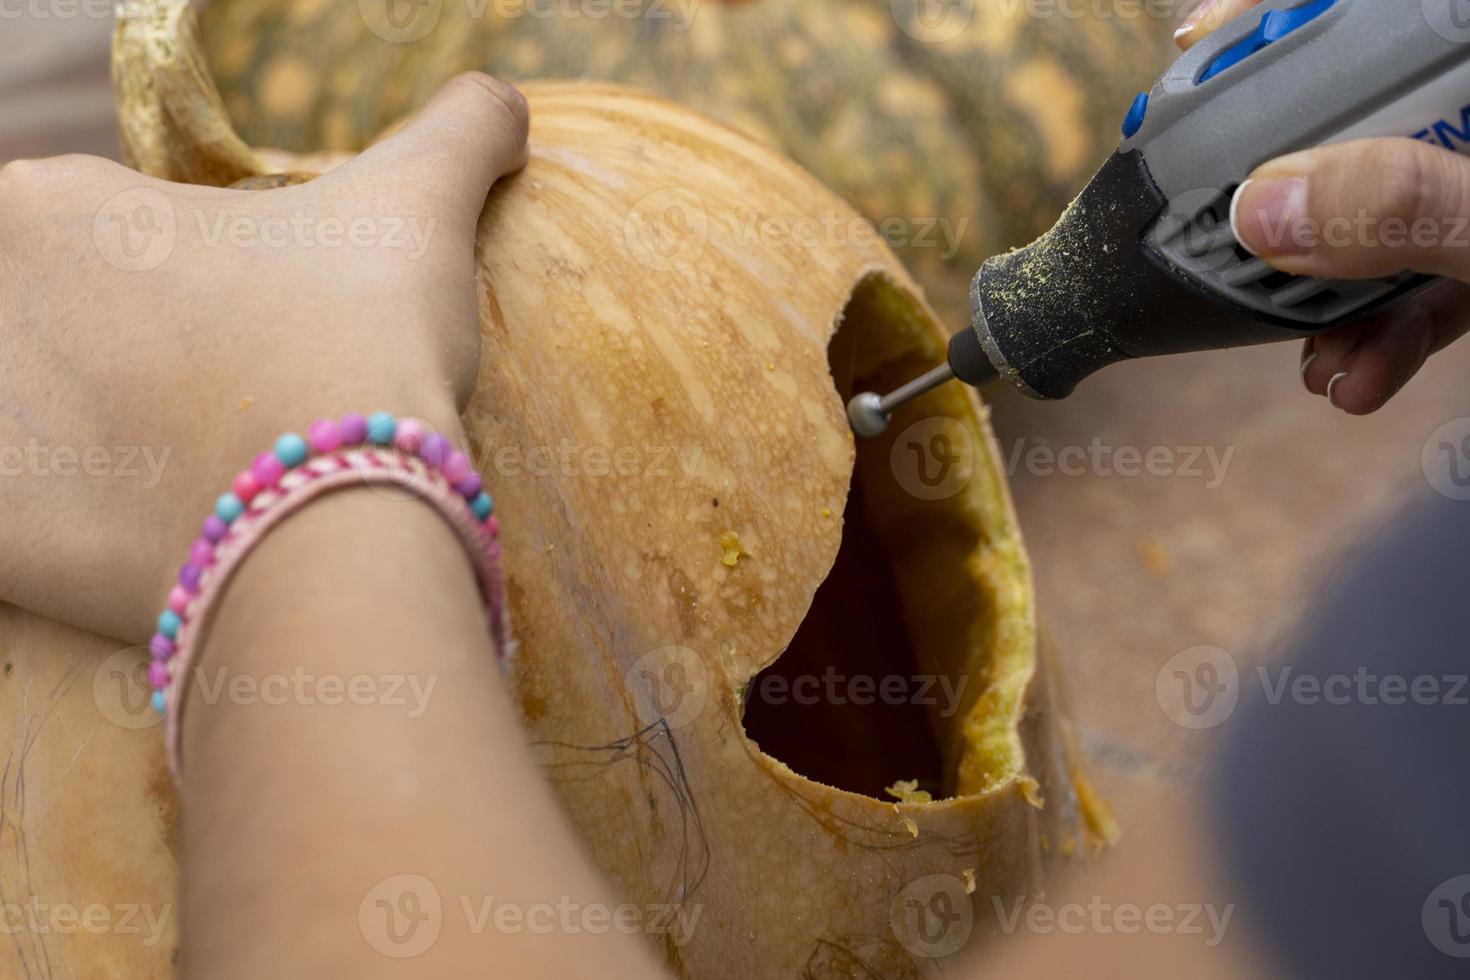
[849,0,1470,437]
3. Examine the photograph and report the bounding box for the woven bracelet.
[146,412,511,779]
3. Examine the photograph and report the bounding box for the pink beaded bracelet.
[150,412,511,778]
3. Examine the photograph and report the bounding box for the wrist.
[144,413,506,777]
[178,488,491,769]
[139,398,467,637]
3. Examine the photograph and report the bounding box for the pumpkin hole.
[740,275,993,802]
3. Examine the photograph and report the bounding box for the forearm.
[178,490,665,978]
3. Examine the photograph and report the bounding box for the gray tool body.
[850,0,1470,436]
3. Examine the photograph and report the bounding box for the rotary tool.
[849,0,1470,437]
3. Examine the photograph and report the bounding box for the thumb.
[1229,138,1470,282]
[332,72,530,221]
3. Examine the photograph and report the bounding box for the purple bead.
[148,661,170,689]
[179,561,203,592]
[252,451,286,487]
[189,537,214,567]
[202,514,228,543]
[339,412,368,445]
[456,473,483,499]
[149,633,175,658]
[420,433,451,468]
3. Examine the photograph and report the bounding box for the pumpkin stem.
[112,0,269,186]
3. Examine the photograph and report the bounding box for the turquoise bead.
[151,690,167,715]
[471,491,494,521]
[158,609,181,639]
[274,432,309,468]
[216,492,244,524]
[366,412,397,445]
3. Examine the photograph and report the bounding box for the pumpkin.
[197,0,1173,320]
[0,1,1114,976]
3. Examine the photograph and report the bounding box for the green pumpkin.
[200,0,1173,319]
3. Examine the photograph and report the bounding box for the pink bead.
[486,516,500,538]
[309,418,342,453]
[233,470,261,504]
[339,412,368,445]
[148,662,170,689]
[189,537,215,567]
[394,419,426,455]
[252,451,286,487]
[168,586,191,615]
[442,450,472,485]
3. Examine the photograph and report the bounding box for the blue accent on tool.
[1122,92,1150,138]
[1200,0,1337,83]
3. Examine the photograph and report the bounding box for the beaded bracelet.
[149,412,511,778]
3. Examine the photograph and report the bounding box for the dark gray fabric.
[1216,492,1470,978]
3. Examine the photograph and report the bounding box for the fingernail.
[1326,370,1348,408]
[1300,351,1318,388]
[1231,177,1312,258]
[1175,0,1222,45]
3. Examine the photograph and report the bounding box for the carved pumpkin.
[0,2,1114,976]
[197,0,1173,319]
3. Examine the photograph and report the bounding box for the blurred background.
[1,11,115,159]
[5,0,1470,843]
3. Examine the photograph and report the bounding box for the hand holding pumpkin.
[0,72,528,644]
[1180,0,1470,415]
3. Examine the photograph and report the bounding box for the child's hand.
[1178,0,1470,414]
[0,72,528,642]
